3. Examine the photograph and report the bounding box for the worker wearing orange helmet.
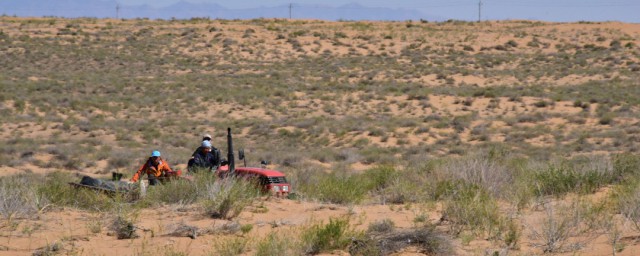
[131,150,173,185]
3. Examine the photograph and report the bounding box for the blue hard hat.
[151,150,161,157]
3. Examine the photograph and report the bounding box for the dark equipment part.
[112,172,124,181]
[70,175,139,200]
[227,128,235,175]
[239,149,247,167]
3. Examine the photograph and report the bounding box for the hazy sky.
[112,0,640,22]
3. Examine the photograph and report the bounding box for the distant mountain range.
[0,0,443,21]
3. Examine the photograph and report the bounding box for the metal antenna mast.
[289,3,292,19]
[478,0,483,22]
[116,3,120,19]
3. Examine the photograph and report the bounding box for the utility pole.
[478,0,482,22]
[289,3,292,19]
[116,3,120,19]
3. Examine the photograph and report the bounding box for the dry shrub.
[201,178,260,219]
[108,200,143,239]
[351,225,453,256]
[0,174,47,220]
[614,179,640,233]
[367,218,395,234]
[571,154,613,176]
[111,216,139,239]
[527,199,605,254]
[32,241,65,256]
[438,152,513,199]
[285,165,322,198]
[166,221,199,239]
[438,181,506,238]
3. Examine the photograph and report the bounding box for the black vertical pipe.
[227,127,235,175]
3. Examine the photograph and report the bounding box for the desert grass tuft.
[201,177,260,219]
[300,217,362,255]
[214,236,250,256]
[255,231,297,256]
[527,199,605,253]
[0,174,44,220]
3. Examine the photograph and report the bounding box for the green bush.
[303,172,369,204]
[301,218,362,254]
[439,182,504,236]
[532,165,611,196]
[613,153,640,179]
[363,165,399,191]
[598,114,614,125]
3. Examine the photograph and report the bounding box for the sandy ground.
[2,176,640,255]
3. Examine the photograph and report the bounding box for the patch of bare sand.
[1,199,444,256]
[451,74,485,87]
[551,74,607,86]
[350,161,373,172]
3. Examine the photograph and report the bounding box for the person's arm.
[131,162,148,182]
[189,153,205,172]
[161,161,173,175]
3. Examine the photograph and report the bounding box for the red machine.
[217,128,291,197]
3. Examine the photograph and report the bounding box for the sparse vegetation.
[1,17,639,255]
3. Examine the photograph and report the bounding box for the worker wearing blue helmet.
[131,150,173,185]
